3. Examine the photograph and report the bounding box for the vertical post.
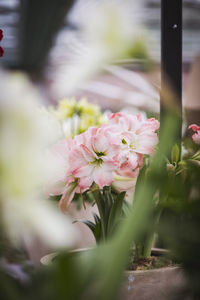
[18,0,75,78]
[161,0,182,143]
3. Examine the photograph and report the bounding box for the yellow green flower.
[51,97,104,136]
[77,98,101,116]
[56,98,77,119]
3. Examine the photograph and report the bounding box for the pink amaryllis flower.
[45,139,73,194]
[113,165,139,193]
[107,113,159,174]
[45,112,160,212]
[108,112,159,155]
[189,124,200,145]
[69,126,120,190]
[45,138,89,211]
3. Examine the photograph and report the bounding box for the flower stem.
[93,190,106,242]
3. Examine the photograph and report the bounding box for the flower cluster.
[46,112,160,212]
[50,98,104,137]
[189,124,200,145]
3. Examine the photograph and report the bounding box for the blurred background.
[0,2,200,299]
[0,0,200,254]
[0,0,200,120]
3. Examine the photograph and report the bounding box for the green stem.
[93,190,106,241]
[142,233,154,258]
[139,207,163,258]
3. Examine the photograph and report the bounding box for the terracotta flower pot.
[41,248,186,300]
[123,266,185,300]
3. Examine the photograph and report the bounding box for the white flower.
[50,0,143,96]
[82,0,139,60]
[0,71,78,249]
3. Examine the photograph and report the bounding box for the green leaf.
[92,212,101,225]
[122,200,131,216]
[192,149,200,161]
[171,143,180,164]
[103,189,114,226]
[94,222,102,242]
[74,215,103,243]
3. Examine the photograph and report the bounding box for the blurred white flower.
[0,71,78,249]
[39,106,64,145]
[50,0,143,97]
[81,0,138,59]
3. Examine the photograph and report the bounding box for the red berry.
[0,29,3,41]
[0,46,4,57]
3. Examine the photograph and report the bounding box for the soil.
[128,255,176,271]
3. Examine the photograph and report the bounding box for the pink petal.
[93,166,114,188]
[102,159,119,171]
[58,182,78,212]
[108,112,124,122]
[80,144,95,162]
[113,177,137,193]
[73,164,94,177]
[192,132,200,144]
[136,114,142,122]
[137,118,160,134]
[189,124,200,132]
[108,112,132,131]
[74,130,92,149]
[78,176,93,190]
[91,128,107,153]
[127,152,139,169]
[119,162,140,177]
[69,146,88,172]
[136,132,158,155]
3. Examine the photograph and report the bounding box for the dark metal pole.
[161,0,183,142]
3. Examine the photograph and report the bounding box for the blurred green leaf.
[171,143,180,164]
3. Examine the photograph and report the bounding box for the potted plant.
[46,110,160,243]
[122,123,200,299]
[42,108,200,299]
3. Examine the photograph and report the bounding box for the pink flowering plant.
[160,124,200,191]
[154,123,200,273]
[162,123,200,175]
[46,112,160,243]
[189,124,200,146]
